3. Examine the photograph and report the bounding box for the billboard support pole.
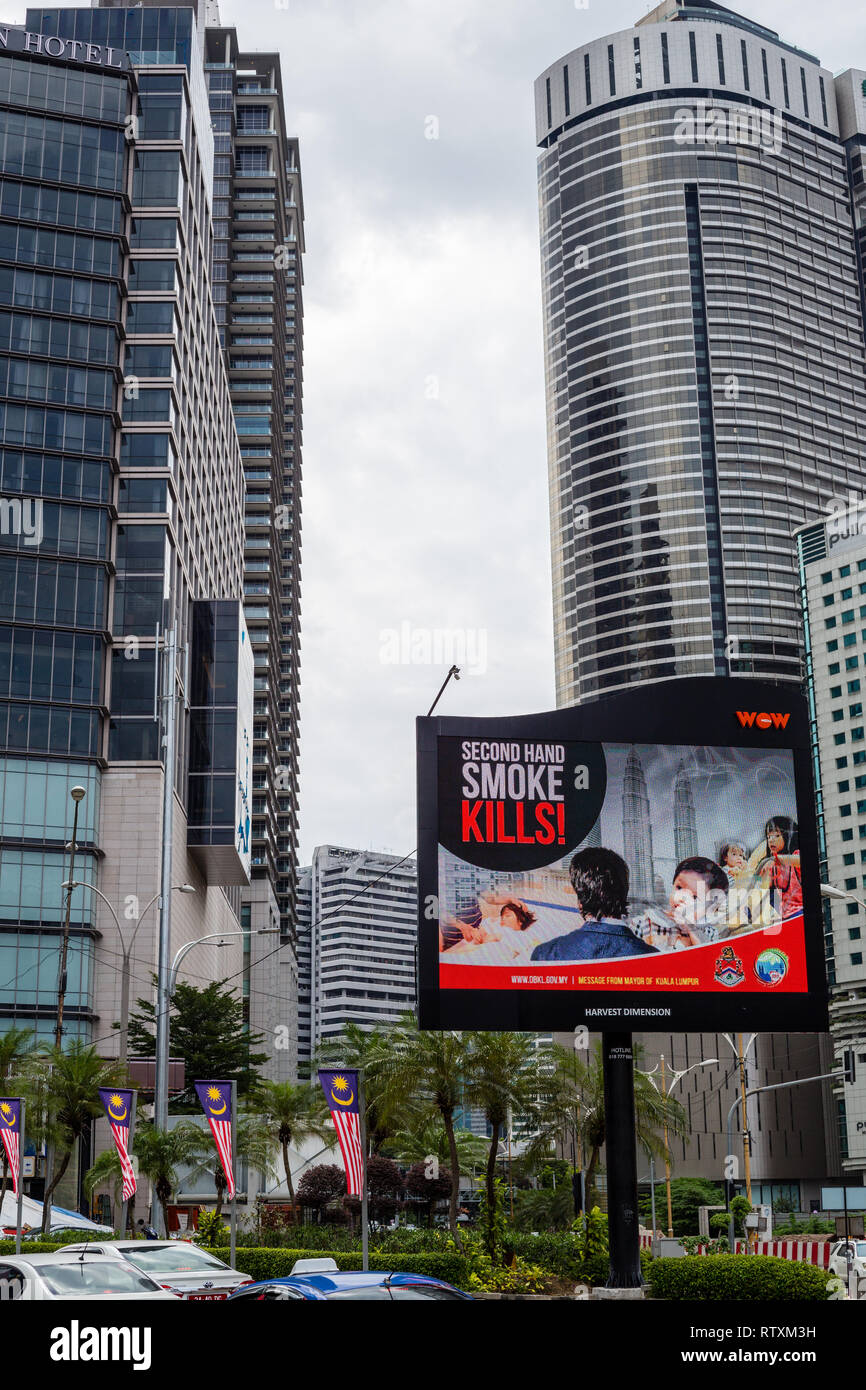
[602,1033,642,1288]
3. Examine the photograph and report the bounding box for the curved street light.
[62,880,196,1063]
[643,1055,719,1237]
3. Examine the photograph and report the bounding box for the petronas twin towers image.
[622,748,697,904]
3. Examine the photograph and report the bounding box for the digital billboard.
[417,678,828,1032]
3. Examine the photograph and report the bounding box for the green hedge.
[205,1246,470,1290]
[647,1255,832,1302]
[0,1240,63,1255]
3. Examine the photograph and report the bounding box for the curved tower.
[536,0,866,706]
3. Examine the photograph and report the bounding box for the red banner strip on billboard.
[439,914,806,992]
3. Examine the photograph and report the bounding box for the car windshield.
[124,1246,230,1274]
[32,1261,159,1295]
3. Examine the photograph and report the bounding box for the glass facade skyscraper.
[536,0,866,707]
[0,9,250,1067]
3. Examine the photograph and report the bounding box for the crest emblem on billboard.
[713,945,745,988]
[754,947,789,987]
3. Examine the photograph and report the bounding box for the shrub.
[204,1246,470,1289]
[647,1255,832,1302]
[638,1177,725,1239]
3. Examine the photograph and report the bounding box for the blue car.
[226,1263,473,1302]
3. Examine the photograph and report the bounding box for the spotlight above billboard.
[416,678,828,1032]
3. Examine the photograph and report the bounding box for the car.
[829,1239,866,1282]
[0,1251,180,1300]
[226,1260,474,1302]
[56,1239,254,1300]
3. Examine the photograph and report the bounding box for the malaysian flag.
[98,1088,137,1201]
[195,1081,235,1199]
[0,1098,21,1196]
[318,1070,364,1196]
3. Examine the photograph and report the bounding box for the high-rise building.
[296,846,417,1063]
[202,24,304,1053]
[536,0,866,708]
[535,0,866,1196]
[673,760,698,863]
[796,517,866,1180]
[621,747,655,901]
[0,6,253,1079]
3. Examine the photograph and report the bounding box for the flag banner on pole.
[0,1098,22,1196]
[195,1081,235,1199]
[318,1070,364,1196]
[98,1088,137,1201]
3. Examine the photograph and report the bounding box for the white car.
[0,1251,179,1300]
[58,1239,253,1300]
[829,1239,866,1282]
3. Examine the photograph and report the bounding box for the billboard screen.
[417,678,828,1032]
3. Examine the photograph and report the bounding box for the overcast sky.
[13,0,860,863]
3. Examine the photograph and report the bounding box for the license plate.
[186,1292,229,1300]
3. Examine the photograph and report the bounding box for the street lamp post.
[62,882,196,1064]
[645,1055,719,1238]
[43,784,87,1236]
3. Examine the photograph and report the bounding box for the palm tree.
[464,1031,549,1250]
[21,1042,127,1233]
[532,1043,689,1206]
[186,1112,279,1218]
[255,1080,332,1218]
[0,1027,33,1204]
[85,1121,204,1235]
[387,1111,489,1179]
[379,1016,468,1245]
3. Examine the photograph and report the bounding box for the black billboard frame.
[417,676,829,1034]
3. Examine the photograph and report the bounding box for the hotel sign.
[0,26,131,71]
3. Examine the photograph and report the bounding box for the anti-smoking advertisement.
[417,678,828,1032]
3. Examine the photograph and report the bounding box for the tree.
[21,1042,126,1234]
[345,1154,402,1226]
[297,1163,345,1222]
[464,1031,549,1257]
[0,1027,33,1205]
[513,1184,577,1232]
[386,1112,489,1180]
[379,1017,468,1245]
[255,1080,333,1220]
[405,1162,453,1226]
[638,1176,725,1238]
[85,1121,204,1235]
[186,1112,278,1218]
[531,1043,689,1209]
[126,977,269,1108]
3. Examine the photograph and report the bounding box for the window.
[740,39,750,90]
[780,57,789,107]
[563,65,570,117]
[716,34,726,84]
[689,31,699,82]
[607,44,616,95]
[819,75,828,125]
[841,566,852,577]
[661,32,670,84]
[584,53,591,104]
[633,37,642,89]
[132,151,181,207]
[761,48,770,99]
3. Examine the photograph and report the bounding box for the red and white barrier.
[640,1233,831,1268]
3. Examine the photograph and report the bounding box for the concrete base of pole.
[592,1287,646,1300]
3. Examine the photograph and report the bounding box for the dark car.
[227,1266,473,1302]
